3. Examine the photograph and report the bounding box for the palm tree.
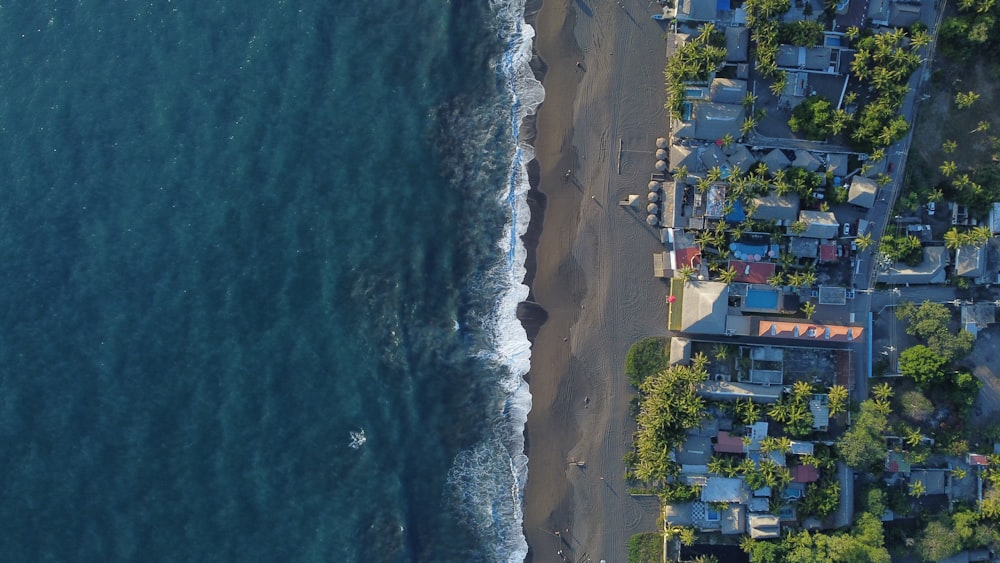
[793,380,814,401]
[674,165,689,183]
[843,91,858,106]
[940,161,957,177]
[713,343,730,361]
[719,266,738,284]
[905,427,923,448]
[942,139,957,154]
[855,232,873,251]
[952,467,968,480]
[910,29,932,49]
[828,385,849,416]
[944,228,963,250]
[799,270,817,287]
[742,92,757,109]
[692,352,709,373]
[971,225,993,245]
[872,382,894,402]
[790,220,808,235]
[974,121,991,133]
[767,271,785,287]
[677,266,699,280]
[845,26,860,41]
[909,480,926,498]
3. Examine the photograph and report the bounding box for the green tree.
[944,227,963,249]
[897,300,975,361]
[919,519,962,561]
[855,232,873,250]
[942,139,957,153]
[904,426,923,448]
[838,399,888,469]
[789,95,835,140]
[900,390,933,422]
[679,527,697,546]
[898,345,948,388]
[828,385,849,416]
[790,220,808,235]
[872,382,894,402]
[940,160,957,177]
[801,300,816,319]
[955,90,982,109]
[625,337,669,387]
[718,266,738,284]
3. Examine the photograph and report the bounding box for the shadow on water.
[575,0,593,17]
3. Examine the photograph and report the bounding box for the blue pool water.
[745,288,780,309]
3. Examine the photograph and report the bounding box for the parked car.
[928,201,936,215]
[843,222,852,236]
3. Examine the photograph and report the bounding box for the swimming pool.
[745,288,779,310]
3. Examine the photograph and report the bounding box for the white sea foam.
[446,0,542,561]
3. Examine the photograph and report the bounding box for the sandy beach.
[521,0,676,561]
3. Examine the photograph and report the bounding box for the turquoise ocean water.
[0,2,540,561]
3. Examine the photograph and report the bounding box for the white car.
[927,202,936,215]
[843,222,851,236]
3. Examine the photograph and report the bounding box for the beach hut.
[655,160,668,172]
[648,180,661,191]
[648,191,660,202]
[647,214,659,225]
[655,148,668,160]
[656,137,669,149]
[647,203,660,214]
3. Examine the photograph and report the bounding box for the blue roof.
[717,0,730,11]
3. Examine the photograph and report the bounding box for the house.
[725,26,750,63]
[672,280,730,334]
[961,303,997,339]
[789,440,814,456]
[747,514,781,539]
[819,241,838,263]
[676,0,718,22]
[750,191,800,223]
[726,143,756,173]
[967,453,990,468]
[715,430,746,454]
[756,321,863,343]
[826,153,849,176]
[809,394,830,431]
[670,144,702,173]
[670,337,692,365]
[795,210,840,239]
[876,246,949,285]
[699,380,783,403]
[888,2,922,27]
[700,144,728,170]
[886,451,911,476]
[788,236,819,258]
[660,180,686,229]
[792,464,820,483]
[701,477,750,504]
[848,176,878,208]
[730,261,776,284]
[792,150,822,172]
[910,469,947,496]
[710,78,747,105]
[761,149,791,173]
[956,244,986,279]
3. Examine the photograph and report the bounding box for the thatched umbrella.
[656,137,668,149]
[648,191,660,202]
[647,203,659,214]
[646,214,659,225]
[655,148,668,160]
[655,160,667,172]
[648,180,660,191]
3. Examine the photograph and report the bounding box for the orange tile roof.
[756,320,863,342]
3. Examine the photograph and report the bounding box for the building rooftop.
[715,430,746,454]
[792,464,820,483]
[956,244,986,278]
[730,260,776,284]
[792,150,822,172]
[796,210,840,239]
[750,191,800,222]
[676,0,718,21]
[761,149,791,172]
[677,280,730,334]
[725,26,750,63]
[701,477,749,503]
[910,469,947,495]
[670,144,702,173]
[788,236,819,258]
[747,513,781,539]
[756,321,863,342]
[876,246,949,285]
[699,380,783,403]
[710,78,748,105]
[848,175,878,208]
[826,153,849,176]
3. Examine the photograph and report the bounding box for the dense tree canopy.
[878,233,923,266]
[789,96,834,140]
[897,300,974,362]
[741,512,890,563]
[898,345,948,388]
[629,361,709,481]
[625,336,669,387]
[837,399,888,469]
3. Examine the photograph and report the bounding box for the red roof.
[792,464,820,483]
[676,247,702,269]
[729,260,775,284]
[969,454,990,466]
[819,243,837,262]
[714,431,745,454]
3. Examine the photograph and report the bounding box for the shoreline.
[518,0,672,560]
